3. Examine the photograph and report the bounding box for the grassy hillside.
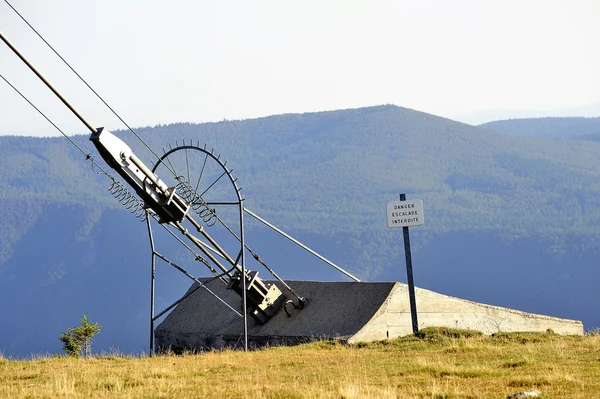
[1,329,598,398]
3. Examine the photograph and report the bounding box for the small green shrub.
[415,327,484,341]
[59,315,102,358]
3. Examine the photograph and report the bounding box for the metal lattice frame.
[147,142,249,354]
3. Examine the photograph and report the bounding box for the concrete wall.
[155,279,583,352]
[351,284,583,343]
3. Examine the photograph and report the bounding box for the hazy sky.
[1,0,599,137]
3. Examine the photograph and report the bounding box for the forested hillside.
[1,105,600,356]
[480,117,600,139]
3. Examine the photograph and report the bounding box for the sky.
[0,0,599,137]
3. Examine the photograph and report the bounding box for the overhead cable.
[3,0,176,177]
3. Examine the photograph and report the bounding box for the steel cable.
[3,0,177,177]
[0,72,148,221]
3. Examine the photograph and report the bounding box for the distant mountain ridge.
[1,105,600,357]
[479,117,600,139]
[457,103,600,125]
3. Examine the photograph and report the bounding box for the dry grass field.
[1,328,599,398]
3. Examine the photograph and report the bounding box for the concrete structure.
[155,279,584,352]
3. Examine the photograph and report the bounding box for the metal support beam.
[244,208,361,282]
[0,30,97,134]
[240,201,248,351]
[147,211,156,356]
[399,193,419,335]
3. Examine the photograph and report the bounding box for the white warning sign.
[386,199,424,228]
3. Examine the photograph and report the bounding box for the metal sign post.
[386,194,424,335]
